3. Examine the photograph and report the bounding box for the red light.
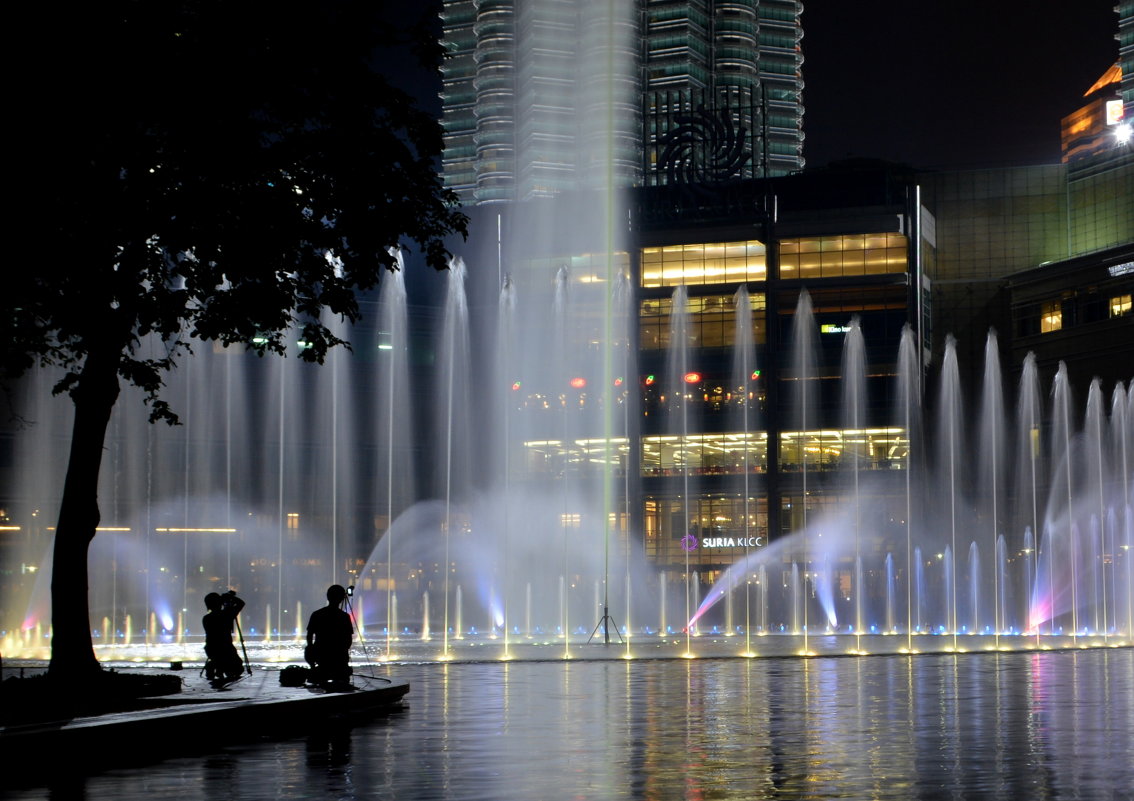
[512,381,522,391]
[569,377,587,389]
[751,369,761,380]
[644,375,656,386]
[684,372,701,384]
[614,377,624,387]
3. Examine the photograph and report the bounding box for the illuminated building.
[460,161,932,584]
[1061,62,1125,163]
[439,0,806,205]
[1006,244,1134,392]
[630,164,928,575]
[1120,1,1133,123]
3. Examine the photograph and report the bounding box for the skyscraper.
[440,0,805,206]
[1120,2,1133,122]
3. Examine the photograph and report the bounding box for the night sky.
[800,0,1121,169]
[410,1,1121,172]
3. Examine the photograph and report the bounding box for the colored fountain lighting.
[569,377,586,389]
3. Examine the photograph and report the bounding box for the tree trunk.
[48,345,122,679]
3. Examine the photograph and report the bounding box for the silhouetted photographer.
[305,584,353,686]
[203,589,246,683]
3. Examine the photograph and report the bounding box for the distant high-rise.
[1060,63,1123,163]
[440,0,805,205]
[1120,1,1133,122]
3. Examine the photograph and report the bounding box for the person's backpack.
[279,665,310,687]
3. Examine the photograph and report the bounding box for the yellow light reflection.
[154,527,237,533]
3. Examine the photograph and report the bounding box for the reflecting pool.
[6,649,1134,800]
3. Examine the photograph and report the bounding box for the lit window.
[640,240,766,287]
[779,233,907,279]
[1041,301,1062,333]
[1111,294,1132,317]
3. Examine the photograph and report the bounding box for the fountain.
[686,323,1132,650]
[1,2,1131,665]
[4,245,1133,663]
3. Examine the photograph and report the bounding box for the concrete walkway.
[1,666,408,773]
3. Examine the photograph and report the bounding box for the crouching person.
[203,590,246,683]
[305,584,353,686]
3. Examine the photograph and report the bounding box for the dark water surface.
[8,649,1134,800]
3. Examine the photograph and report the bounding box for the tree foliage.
[9,0,464,413]
[5,0,465,676]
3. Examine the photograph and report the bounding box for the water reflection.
[9,650,1133,800]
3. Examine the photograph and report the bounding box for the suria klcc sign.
[702,536,764,548]
[683,534,765,551]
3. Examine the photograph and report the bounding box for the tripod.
[588,605,624,645]
[345,586,378,677]
[235,614,252,675]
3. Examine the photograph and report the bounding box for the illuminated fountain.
[687,298,1134,652]
[4,266,1130,662]
[1,260,415,662]
[3,4,1132,666]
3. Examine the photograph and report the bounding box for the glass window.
[1041,300,1062,333]
[778,428,909,472]
[1111,294,1132,317]
[640,292,766,351]
[778,233,908,279]
[642,494,772,568]
[641,432,769,476]
[640,239,766,287]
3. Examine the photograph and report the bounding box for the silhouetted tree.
[5,0,465,678]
